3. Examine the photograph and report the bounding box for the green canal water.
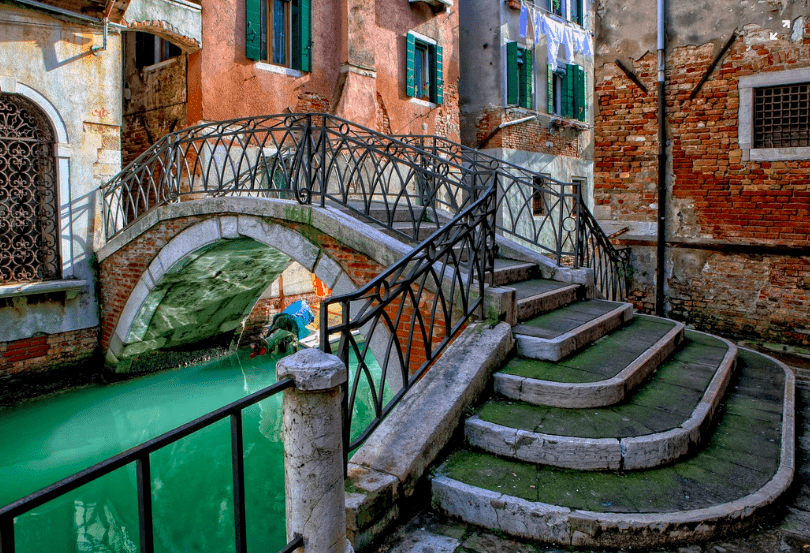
[0,346,387,553]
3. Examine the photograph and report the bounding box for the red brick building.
[593,2,810,350]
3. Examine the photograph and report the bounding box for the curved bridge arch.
[98,198,410,372]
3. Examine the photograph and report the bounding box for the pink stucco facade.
[188,0,459,140]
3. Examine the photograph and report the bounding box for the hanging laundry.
[572,28,593,58]
[541,15,575,71]
[520,4,527,38]
[534,12,542,44]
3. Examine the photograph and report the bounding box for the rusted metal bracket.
[615,60,649,94]
[689,31,738,101]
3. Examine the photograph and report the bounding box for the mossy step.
[491,258,540,287]
[506,279,583,321]
[467,331,736,470]
[495,314,684,408]
[433,348,795,549]
[513,300,634,361]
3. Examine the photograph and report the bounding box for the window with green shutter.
[406,32,443,105]
[507,42,533,109]
[547,63,587,122]
[245,0,312,72]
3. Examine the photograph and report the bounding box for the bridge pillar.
[277,349,354,553]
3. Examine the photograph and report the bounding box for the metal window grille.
[0,93,60,284]
[753,82,810,148]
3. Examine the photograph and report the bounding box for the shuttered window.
[506,42,533,109]
[245,0,311,72]
[406,32,444,105]
[547,63,587,122]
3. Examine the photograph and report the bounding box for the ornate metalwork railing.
[0,379,301,553]
[319,178,498,458]
[102,114,481,244]
[396,134,630,301]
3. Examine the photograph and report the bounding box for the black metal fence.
[0,379,301,553]
[320,179,498,458]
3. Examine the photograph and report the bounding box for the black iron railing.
[319,178,497,459]
[396,134,631,301]
[0,380,301,553]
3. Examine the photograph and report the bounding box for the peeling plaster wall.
[0,6,122,355]
[593,0,810,347]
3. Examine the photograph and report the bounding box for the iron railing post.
[574,180,583,269]
[231,412,247,553]
[136,455,155,553]
[1,514,14,553]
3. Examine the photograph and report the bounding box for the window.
[570,0,584,26]
[753,83,809,148]
[135,32,181,69]
[532,177,546,216]
[547,63,586,122]
[506,42,533,109]
[738,67,810,161]
[245,0,312,72]
[406,33,444,104]
[0,93,60,284]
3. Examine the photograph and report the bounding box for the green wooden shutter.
[547,64,554,113]
[406,33,416,97]
[506,41,518,105]
[562,63,575,118]
[574,64,585,121]
[434,44,444,105]
[520,48,533,109]
[298,0,312,71]
[246,0,263,60]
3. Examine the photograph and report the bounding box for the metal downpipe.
[655,0,667,317]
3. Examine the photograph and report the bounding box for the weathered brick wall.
[595,23,810,347]
[474,107,582,155]
[0,328,99,374]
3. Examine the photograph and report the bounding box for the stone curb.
[514,302,633,361]
[467,330,738,471]
[433,352,795,547]
[495,315,685,408]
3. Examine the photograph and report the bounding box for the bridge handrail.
[395,134,630,302]
[0,378,300,553]
[319,175,498,461]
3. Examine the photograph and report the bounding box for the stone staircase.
[428,255,796,549]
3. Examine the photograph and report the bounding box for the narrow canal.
[1,345,383,553]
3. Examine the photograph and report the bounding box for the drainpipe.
[477,115,537,149]
[655,0,666,317]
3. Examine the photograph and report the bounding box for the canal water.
[0,346,385,553]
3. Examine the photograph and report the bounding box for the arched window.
[0,93,60,284]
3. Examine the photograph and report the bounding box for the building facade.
[593,1,810,349]
[459,0,595,197]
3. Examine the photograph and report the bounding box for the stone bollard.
[277,349,354,553]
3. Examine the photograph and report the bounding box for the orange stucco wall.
[189,0,459,141]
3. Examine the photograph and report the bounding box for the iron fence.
[396,134,630,301]
[0,379,300,553]
[319,178,498,460]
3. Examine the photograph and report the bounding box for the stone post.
[277,349,354,553]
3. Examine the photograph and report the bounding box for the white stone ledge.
[0,279,87,300]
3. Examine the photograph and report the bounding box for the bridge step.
[514,300,633,361]
[491,258,540,287]
[468,330,736,470]
[494,314,685,408]
[432,347,794,549]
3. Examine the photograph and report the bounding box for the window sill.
[549,116,588,131]
[409,97,438,108]
[0,280,87,300]
[255,62,304,78]
[746,146,810,162]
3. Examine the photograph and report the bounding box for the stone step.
[467,330,737,470]
[432,348,795,549]
[508,279,583,321]
[513,300,633,361]
[491,258,540,287]
[495,315,685,408]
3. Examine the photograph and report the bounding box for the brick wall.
[473,107,582,155]
[0,328,99,375]
[595,23,810,347]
